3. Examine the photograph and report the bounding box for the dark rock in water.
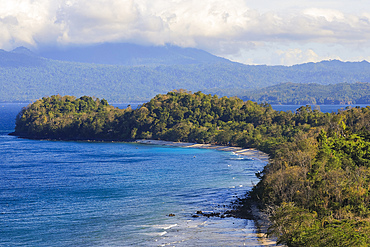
[224,210,237,216]
[200,212,220,218]
[192,209,228,218]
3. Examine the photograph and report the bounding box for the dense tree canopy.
[14,91,327,152]
[252,106,370,246]
[13,90,370,246]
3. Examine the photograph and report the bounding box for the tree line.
[13,90,370,246]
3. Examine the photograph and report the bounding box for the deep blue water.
[0,104,269,246]
[0,103,27,135]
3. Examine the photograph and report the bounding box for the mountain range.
[1,43,370,103]
[37,43,232,66]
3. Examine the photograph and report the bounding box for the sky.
[1,0,370,65]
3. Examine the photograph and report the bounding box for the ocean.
[270,104,369,113]
[0,103,271,246]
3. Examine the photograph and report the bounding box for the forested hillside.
[0,59,254,102]
[13,91,370,246]
[242,82,370,104]
[253,107,370,246]
[1,45,370,103]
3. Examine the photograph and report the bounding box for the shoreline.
[9,134,268,163]
[134,139,269,163]
[9,133,268,163]
[135,139,277,245]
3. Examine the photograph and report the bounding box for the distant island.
[242,82,370,105]
[1,43,370,103]
[12,90,370,246]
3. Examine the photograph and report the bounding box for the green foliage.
[253,106,370,246]
[15,90,326,148]
[14,95,124,140]
[268,203,370,247]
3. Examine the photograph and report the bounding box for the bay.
[0,103,270,246]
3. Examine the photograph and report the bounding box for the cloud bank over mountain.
[1,0,370,65]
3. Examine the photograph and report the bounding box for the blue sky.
[1,0,370,65]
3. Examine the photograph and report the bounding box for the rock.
[202,212,220,217]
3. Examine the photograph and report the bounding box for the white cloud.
[276,48,324,66]
[0,0,60,49]
[1,0,370,65]
[303,8,345,21]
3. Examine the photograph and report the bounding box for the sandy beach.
[135,139,269,163]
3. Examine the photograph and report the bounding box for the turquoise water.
[0,104,269,246]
